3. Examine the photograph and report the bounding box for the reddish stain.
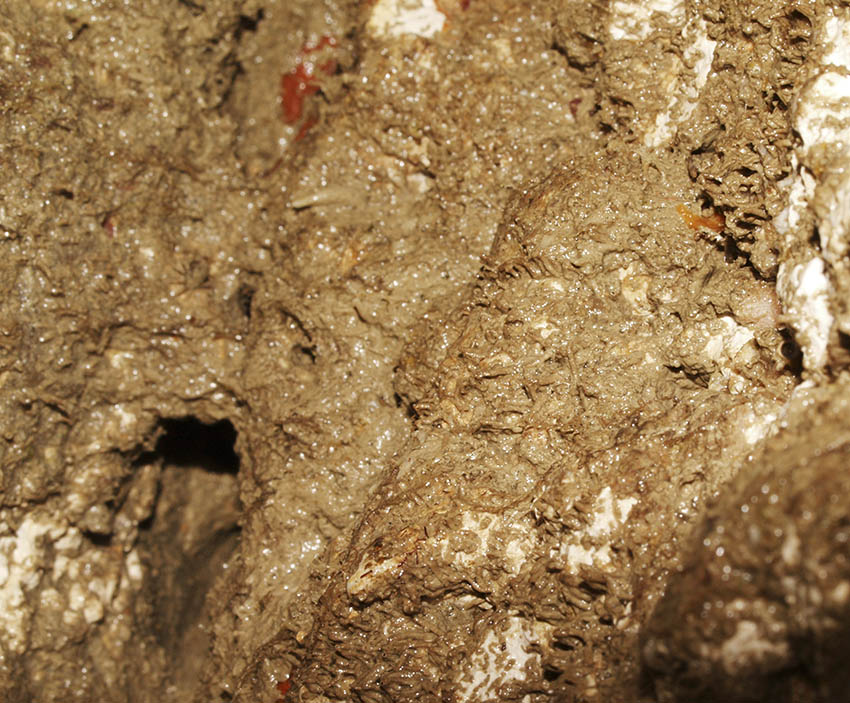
[280,35,338,136]
[569,97,581,118]
[295,116,318,142]
[280,64,317,124]
[275,679,292,701]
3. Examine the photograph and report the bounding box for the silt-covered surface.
[1,0,849,701]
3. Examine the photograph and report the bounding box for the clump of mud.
[1,0,849,702]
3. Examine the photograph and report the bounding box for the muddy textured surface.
[1,0,849,702]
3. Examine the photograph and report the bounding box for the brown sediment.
[0,0,847,701]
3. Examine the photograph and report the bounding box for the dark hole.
[393,392,419,420]
[54,188,74,199]
[724,236,745,263]
[553,634,585,651]
[771,93,788,111]
[134,449,158,467]
[838,330,850,355]
[579,580,607,596]
[553,641,575,652]
[735,219,758,231]
[237,284,255,318]
[137,510,155,532]
[698,191,716,210]
[543,668,562,682]
[135,416,241,698]
[236,9,263,35]
[809,226,821,249]
[780,328,803,375]
[787,8,812,27]
[83,530,113,547]
[155,417,239,475]
[550,40,568,59]
[293,344,317,364]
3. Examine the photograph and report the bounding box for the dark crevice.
[83,530,113,547]
[723,237,746,265]
[787,8,813,28]
[734,218,758,232]
[236,283,255,318]
[809,226,821,249]
[552,640,581,652]
[236,9,264,38]
[393,392,419,420]
[780,328,804,376]
[549,38,599,71]
[292,344,318,365]
[697,191,716,210]
[154,417,239,474]
[543,667,562,682]
[137,510,156,533]
[68,22,89,42]
[664,364,710,388]
[131,415,242,698]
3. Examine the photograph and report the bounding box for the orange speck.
[676,204,725,233]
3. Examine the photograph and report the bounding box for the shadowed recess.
[154,416,240,474]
